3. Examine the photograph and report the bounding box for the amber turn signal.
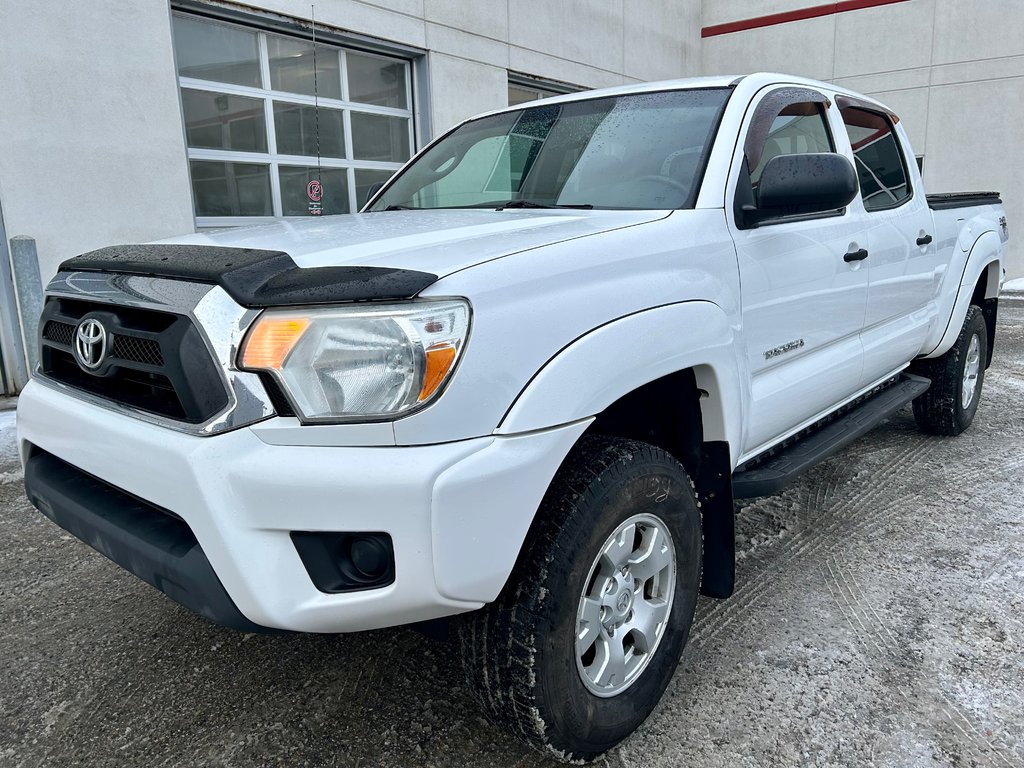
[241,316,310,369]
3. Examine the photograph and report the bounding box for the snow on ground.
[1004,277,1024,292]
[0,410,19,483]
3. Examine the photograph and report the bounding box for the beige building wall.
[701,0,1024,277]
[0,0,196,282]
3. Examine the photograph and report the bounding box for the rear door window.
[840,107,911,211]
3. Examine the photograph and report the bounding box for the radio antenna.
[309,4,323,214]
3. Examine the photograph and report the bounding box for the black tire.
[458,436,702,762]
[912,304,988,436]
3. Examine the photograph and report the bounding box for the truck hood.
[157,209,669,277]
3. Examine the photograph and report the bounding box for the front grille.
[39,297,229,424]
[43,320,165,367]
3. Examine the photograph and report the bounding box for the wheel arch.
[496,301,742,600]
[925,231,1002,362]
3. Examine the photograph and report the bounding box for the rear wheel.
[912,304,988,435]
[458,436,702,762]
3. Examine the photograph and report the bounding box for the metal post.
[9,236,44,375]
[0,207,29,393]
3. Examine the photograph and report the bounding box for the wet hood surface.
[156,209,669,277]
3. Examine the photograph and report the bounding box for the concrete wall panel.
[427,53,509,133]
[0,0,195,280]
[923,78,1023,278]
[833,0,935,79]
[509,0,624,74]
[424,0,507,41]
[624,0,699,81]
[932,0,1024,64]
[702,15,837,81]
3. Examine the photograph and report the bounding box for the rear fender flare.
[925,231,1002,358]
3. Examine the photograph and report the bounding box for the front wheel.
[458,436,702,762]
[912,304,988,435]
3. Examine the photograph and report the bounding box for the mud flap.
[696,440,734,599]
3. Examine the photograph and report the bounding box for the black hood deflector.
[59,244,439,307]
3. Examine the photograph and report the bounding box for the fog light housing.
[291,531,396,593]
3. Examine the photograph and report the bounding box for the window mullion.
[257,33,284,217]
[339,51,359,213]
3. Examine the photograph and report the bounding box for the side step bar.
[732,373,931,499]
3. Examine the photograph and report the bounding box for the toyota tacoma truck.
[18,73,1009,761]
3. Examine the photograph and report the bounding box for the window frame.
[507,72,582,106]
[839,105,915,214]
[172,11,417,227]
[732,87,846,230]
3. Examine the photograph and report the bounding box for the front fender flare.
[496,301,743,457]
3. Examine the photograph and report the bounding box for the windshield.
[368,88,732,211]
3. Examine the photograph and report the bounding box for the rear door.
[837,102,939,380]
[729,86,870,458]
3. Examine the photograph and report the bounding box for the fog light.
[291,531,395,593]
[350,536,390,579]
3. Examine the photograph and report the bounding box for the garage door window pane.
[351,113,410,162]
[279,166,349,215]
[354,168,395,208]
[268,36,342,100]
[347,53,407,109]
[273,102,345,159]
[182,90,267,152]
[190,161,272,216]
[173,16,261,87]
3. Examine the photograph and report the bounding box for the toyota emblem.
[74,318,108,371]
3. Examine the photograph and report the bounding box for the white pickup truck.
[18,73,1009,760]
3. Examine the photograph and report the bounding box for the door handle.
[916,233,933,246]
[844,248,869,262]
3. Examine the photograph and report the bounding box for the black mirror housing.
[364,181,387,208]
[754,152,858,221]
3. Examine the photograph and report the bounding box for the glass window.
[190,161,272,216]
[347,52,408,109]
[351,113,411,162]
[273,102,345,158]
[173,16,261,87]
[267,36,342,100]
[279,166,349,215]
[182,90,267,152]
[750,103,833,188]
[841,107,911,211]
[507,76,581,107]
[371,89,732,211]
[172,13,414,223]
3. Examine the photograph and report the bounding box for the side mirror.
[364,181,387,208]
[750,153,858,225]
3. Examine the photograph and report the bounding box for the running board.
[732,373,931,499]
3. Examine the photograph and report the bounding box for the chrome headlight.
[240,300,471,422]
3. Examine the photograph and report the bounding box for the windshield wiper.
[494,200,593,211]
[383,204,416,211]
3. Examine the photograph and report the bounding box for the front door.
[729,86,870,458]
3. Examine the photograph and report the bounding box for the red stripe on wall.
[701,0,911,38]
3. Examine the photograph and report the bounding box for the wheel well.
[583,368,735,599]
[971,262,999,368]
[586,369,704,479]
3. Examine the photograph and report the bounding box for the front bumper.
[17,380,589,633]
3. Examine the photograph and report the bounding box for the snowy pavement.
[2,307,1023,767]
